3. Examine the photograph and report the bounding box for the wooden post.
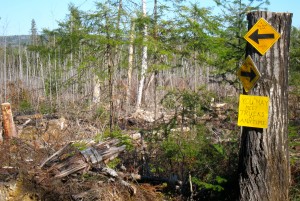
[1,103,17,139]
[238,12,292,201]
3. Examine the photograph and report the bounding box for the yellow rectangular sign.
[238,94,269,128]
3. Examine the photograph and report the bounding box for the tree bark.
[18,36,23,81]
[238,11,292,201]
[92,75,101,104]
[153,0,158,121]
[125,18,135,117]
[136,0,148,110]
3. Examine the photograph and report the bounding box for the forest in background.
[0,0,299,200]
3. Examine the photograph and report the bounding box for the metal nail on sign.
[244,18,281,55]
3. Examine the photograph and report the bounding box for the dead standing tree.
[238,12,292,201]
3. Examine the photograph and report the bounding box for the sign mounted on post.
[237,55,261,93]
[238,94,269,128]
[244,18,281,55]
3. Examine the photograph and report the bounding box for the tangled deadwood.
[35,138,138,198]
[40,139,125,177]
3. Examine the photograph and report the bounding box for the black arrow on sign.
[249,29,275,44]
[241,68,256,82]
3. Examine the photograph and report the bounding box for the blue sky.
[0,0,299,36]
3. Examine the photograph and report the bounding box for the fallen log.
[37,139,137,197]
[40,138,126,178]
[40,142,73,168]
[100,167,137,195]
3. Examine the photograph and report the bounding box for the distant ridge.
[0,35,31,46]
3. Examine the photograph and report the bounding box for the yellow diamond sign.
[244,18,281,55]
[237,55,261,92]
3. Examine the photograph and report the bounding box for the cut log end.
[1,102,18,139]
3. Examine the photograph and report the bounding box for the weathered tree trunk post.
[1,103,17,139]
[238,11,292,201]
